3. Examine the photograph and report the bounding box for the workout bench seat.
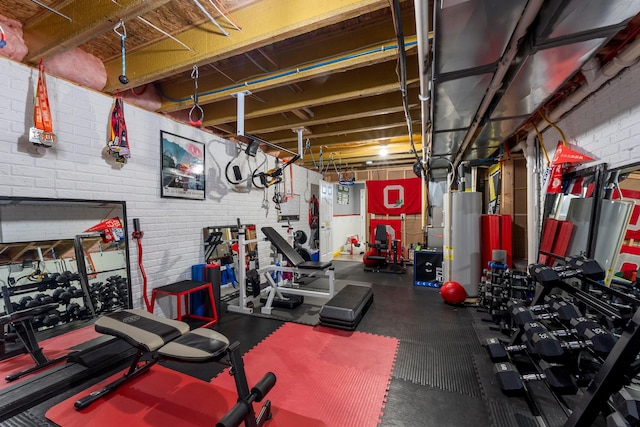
[75,309,276,427]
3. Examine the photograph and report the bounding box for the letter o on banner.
[383,185,404,209]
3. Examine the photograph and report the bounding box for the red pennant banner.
[366,178,421,214]
[546,164,563,194]
[85,217,124,243]
[551,142,594,165]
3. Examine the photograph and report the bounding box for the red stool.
[150,280,218,327]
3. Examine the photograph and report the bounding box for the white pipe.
[415,0,430,231]
[542,31,640,125]
[232,90,251,136]
[524,132,539,265]
[454,0,545,167]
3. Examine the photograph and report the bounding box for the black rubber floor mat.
[0,409,57,427]
[485,398,541,427]
[393,341,483,398]
[381,377,491,427]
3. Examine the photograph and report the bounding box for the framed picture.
[160,131,206,200]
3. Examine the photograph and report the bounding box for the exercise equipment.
[440,281,466,305]
[74,309,275,427]
[494,360,578,395]
[114,21,129,85]
[189,65,204,127]
[319,284,374,330]
[363,224,406,274]
[612,387,640,426]
[258,227,335,316]
[522,321,616,357]
[509,297,582,327]
[0,288,67,382]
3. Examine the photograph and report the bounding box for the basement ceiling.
[2,0,640,177]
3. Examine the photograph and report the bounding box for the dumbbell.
[34,293,54,305]
[494,360,578,396]
[42,309,61,326]
[524,321,616,360]
[18,296,41,309]
[611,386,640,426]
[524,319,616,351]
[529,257,605,285]
[66,303,81,319]
[485,337,536,362]
[509,297,582,327]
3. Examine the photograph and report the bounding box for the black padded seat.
[297,260,332,270]
[261,227,332,270]
[93,308,227,358]
[159,328,230,362]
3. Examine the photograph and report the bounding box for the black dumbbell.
[42,310,61,326]
[529,258,605,285]
[509,297,582,327]
[19,296,41,309]
[35,293,54,305]
[485,336,537,362]
[525,322,616,360]
[612,387,640,426]
[494,360,578,396]
[66,303,81,318]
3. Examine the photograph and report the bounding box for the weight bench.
[74,309,275,427]
[0,301,69,382]
[259,227,335,315]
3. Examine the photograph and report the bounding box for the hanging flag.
[551,142,594,165]
[366,178,421,214]
[107,93,131,164]
[546,164,563,194]
[29,59,56,147]
[85,217,125,243]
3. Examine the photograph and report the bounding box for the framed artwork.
[160,131,206,200]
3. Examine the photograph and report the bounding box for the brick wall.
[0,57,321,309]
[541,59,640,169]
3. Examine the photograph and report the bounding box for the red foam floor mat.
[211,323,399,427]
[0,324,100,389]
[46,364,327,427]
[46,323,398,427]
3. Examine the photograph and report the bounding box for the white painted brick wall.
[542,59,640,169]
[0,57,321,309]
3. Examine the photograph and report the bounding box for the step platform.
[319,285,374,330]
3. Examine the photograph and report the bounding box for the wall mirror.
[0,197,131,341]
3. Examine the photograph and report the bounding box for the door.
[319,180,334,262]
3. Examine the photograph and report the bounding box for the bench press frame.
[258,227,336,315]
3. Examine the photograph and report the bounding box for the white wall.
[541,59,640,169]
[0,57,321,309]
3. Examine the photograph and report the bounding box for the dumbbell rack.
[526,258,640,426]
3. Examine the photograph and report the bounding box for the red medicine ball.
[440,281,466,305]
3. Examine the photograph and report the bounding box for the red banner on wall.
[366,178,421,214]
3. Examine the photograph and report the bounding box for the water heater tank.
[443,191,482,297]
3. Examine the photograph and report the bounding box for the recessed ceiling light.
[379,146,388,157]
[365,160,373,165]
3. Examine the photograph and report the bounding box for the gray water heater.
[443,191,482,297]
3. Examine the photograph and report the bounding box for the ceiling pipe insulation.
[451,0,546,168]
[537,32,640,128]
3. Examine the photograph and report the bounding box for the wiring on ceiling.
[390,0,424,178]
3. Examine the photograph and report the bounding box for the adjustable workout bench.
[259,227,335,315]
[0,301,68,381]
[74,309,276,427]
